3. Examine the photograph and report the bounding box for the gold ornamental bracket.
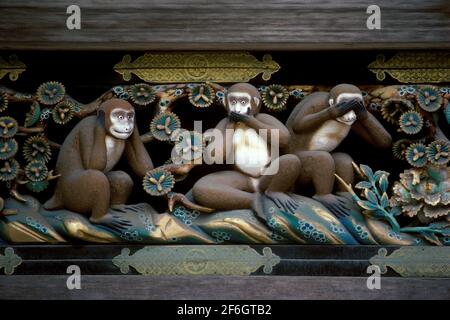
[368,52,450,83]
[113,52,280,83]
[370,247,450,278]
[0,55,26,81]
[112,245,280,276]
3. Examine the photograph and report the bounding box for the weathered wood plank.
[0,0,448,50]
[0,275,449,299]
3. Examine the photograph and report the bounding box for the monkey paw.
[89,212,133,233]
[265,191,300,215]
[312,194,350,218]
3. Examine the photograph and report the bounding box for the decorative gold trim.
[368,52,450,83]
[113,245,280,276]
[370,247,450,277]
[113,52,280,83]
[0,55,26,81]
[0,247,22,275]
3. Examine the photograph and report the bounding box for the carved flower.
[426,140,450,166]
[52,101,74,124]
[262,84,289,112]
[0,159,19,181]
[0,116,18,138]
[405,143,427,168]
[26,180,49,193]
[142,168,175,196]
[37,81,65,105]
[188,84,214,108]
[417,85,443,112]
[0,139,18,160]
[399,111,423,135]
[129,83,156,106]
[391,166,450,222]
[25,160,48,182]
[381,98,414,125]
[150,112,181,141]
[392,139,412,160]
[23,135,52,163]
[25,101,41,127]
[0,93,8,113]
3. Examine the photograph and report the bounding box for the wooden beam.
[0,0,448,50]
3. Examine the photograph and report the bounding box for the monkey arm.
[125,127,154,177]
[291,107,335,133]
[80,118,107,170]
[252,114,290,148]
[352,113,392,149]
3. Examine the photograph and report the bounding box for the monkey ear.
[329,98,334,106]
[253,97,260,108]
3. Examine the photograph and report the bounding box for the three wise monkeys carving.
[44,84,392,229]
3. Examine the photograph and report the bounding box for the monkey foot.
[264,191,300,215]
[312,194,350,218]
[168,192,215,213]
[89,212,133,233]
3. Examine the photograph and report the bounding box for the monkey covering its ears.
[44,99,154,230]
[285,84,392,218]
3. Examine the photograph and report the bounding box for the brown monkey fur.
[192,83,301,220]
[44,99,153,228]
[285,84,392,216]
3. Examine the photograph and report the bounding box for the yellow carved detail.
[368,52,450,83]
[0,55,26,81]
[114,52,280,83]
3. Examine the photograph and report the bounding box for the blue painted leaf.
[420,232,442,246]
[379,175,389,193]
[390,206,402,216]
[380,192,389,208]
[355,181,372,189]
[360,164,374,180]
[357,200,378,211]
[365,189,378,204]
[374,208,387,217]
[428,222,450,229]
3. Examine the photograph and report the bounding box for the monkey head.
[328,84,363,125]
[225,83,261,115]
[98,99,135,140]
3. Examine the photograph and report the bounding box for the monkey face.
[108,107,135,139]
[227,92,252,115]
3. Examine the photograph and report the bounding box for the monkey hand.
[168,192,215,214]
[354,99,368,118]
[229,111,253,123]
[265,191,300,215]
[312,194,350,218]
[330,100,358,118]
[90,212,133,233]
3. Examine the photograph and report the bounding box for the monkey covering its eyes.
[285,84,392,217]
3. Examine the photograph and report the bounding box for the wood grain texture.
[0,275,449,299]
[0,0,448,50]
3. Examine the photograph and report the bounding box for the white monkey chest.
[308,120,351,152]
[104,136,125,173]
[232,125,270,177]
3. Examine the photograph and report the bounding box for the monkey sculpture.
[192,83,301,220]
[285,84,392,217]
[44,99,155,230]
